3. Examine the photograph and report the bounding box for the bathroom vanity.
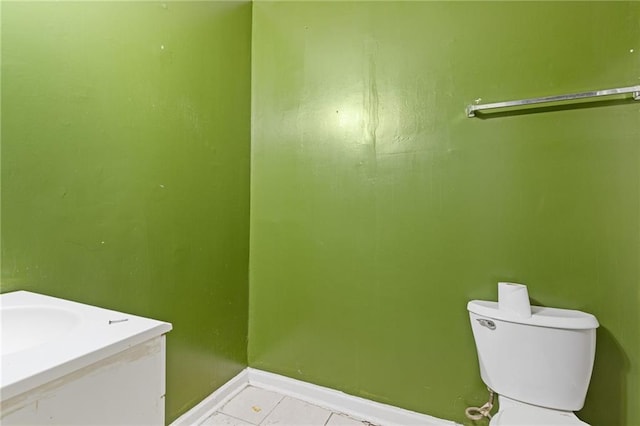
[0,291,172,425]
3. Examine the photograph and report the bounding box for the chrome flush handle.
[476,318,496,330]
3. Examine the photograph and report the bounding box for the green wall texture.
[249,2,639,425]
[2,1,639,425]
[1,1,252,422]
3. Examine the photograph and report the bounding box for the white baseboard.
[247,368,460,426]
[171,367,461,426]
[170,369,249,426]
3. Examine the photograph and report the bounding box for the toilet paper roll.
[498,282,531,318]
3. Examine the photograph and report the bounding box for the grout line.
[216,386,260,425]
[210,384,372,426]
[323,412,335,426]
[256,393,286,425]
[217,411,261,426]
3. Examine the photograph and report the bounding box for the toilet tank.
[468,300,599,411]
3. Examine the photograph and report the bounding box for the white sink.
[1,306,81,356]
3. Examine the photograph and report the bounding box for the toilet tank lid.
[468,300,599,330]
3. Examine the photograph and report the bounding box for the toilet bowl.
[467,285,599,425]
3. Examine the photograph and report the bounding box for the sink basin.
[0,290,172,404]
[1,306,81,356]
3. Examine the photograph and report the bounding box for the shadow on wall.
[579,327,628,425]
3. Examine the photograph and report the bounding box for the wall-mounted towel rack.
[466,85,640,118]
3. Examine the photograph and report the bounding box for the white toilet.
[467,287,599,425]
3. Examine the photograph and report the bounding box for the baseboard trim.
[171,367,461,426]
[247,368,459,426]
[170,369,249,426]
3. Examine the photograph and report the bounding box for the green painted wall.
[1,1,252,422]
[3,1,639,425]
[249,2,639,425]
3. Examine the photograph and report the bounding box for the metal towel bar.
[466,85,640,117]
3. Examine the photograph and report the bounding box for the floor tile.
[261,396,332,426]
[200,412,254,426]
[325,413,368,426]
[220,386,284,424]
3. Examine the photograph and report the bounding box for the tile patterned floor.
[200,386,375,426]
